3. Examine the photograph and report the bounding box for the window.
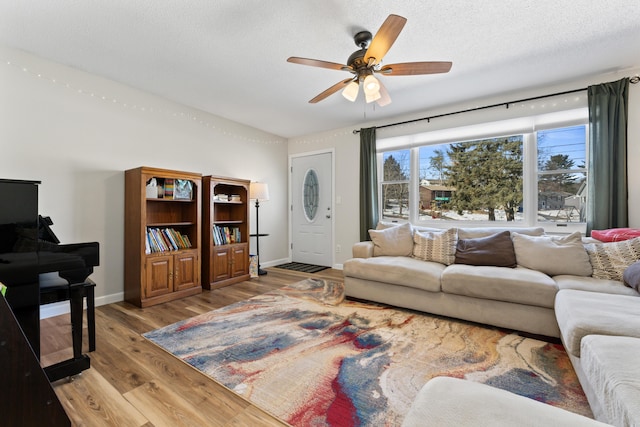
[537,126,587,224]
[378,113,588,232]
[380,150,410,221]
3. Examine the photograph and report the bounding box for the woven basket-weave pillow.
[584,237,640,281]
[412,228,457,265]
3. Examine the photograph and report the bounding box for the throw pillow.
[591,228,640,242]
[412,228,457,265]
[369,222,413,257]
[623,261,640,291]
[584,237,640,281]
[454,231,517,268]
[457,227,544,239]
[511,232,592,276]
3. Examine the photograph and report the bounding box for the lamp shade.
[341,81,359,102]
[250,182,270,201]
[365,89,381,103]
[363,75,380,95]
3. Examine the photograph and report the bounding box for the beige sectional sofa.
[343,223,640,425]
[344,224,638,338]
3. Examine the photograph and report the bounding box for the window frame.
[377,109,589,234]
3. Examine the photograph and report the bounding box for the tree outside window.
[381,150,410,220]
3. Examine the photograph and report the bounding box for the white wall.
[2,44,638,306]
[289,68,640,267]
[0,45,289,309]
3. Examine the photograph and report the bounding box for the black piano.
[0,178,99,382]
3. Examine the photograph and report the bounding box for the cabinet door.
[230,244,249,278]
[145,255,173,298]
[212,247,231,282]
[174,251,199,291]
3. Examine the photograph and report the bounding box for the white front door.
[291,152,333,267]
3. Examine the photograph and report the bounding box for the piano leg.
[43,281,92,382]
[69,282,83,359]
[83,279,96,352]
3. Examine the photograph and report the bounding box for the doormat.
[143,279,591,426]
[274,262,329,273]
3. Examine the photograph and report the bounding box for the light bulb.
[341,81,359,102]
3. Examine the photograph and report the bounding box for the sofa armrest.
[352,241,374,258]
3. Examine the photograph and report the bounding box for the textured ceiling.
[1,1,640,138]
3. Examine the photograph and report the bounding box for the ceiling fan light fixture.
[363,74,380,95]
[365,89,381,103]
[341,81,359,102]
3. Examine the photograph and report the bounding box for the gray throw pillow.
[454,231,517,268]
[623,261,640,291]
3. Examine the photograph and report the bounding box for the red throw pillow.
[591,228,640,243]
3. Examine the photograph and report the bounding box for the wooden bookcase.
[202,175,250,289]
[124,166,202,307]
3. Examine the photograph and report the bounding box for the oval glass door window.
[303,169,319,221]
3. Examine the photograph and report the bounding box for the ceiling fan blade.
[309,78,353,103]
[364,14,407,65]
[287,57,349,71]
[378,61,452,76]
[376,80,392,107]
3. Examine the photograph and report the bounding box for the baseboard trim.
[40,292,124,319]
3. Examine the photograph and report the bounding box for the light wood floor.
[40,267,344,427]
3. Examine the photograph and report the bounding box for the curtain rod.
[353,75,640,134]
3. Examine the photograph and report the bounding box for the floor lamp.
[250,182,269,276]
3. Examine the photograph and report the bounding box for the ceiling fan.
[287,14,452,107]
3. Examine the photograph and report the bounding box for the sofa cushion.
[623,261,640,291]
[343,256,444,292]
[402,376,608,427]
[441,264,557,308]
[412,228,457,265]
[580,335,640,426]
[454,231,517,268]
[584,237,640,281]
[555,289,640,357]
[369,222,413,257]
[554,275,640,296]
[512,232,592,277]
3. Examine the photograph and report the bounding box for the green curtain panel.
[359,127,378,241]
[587,78,629,234]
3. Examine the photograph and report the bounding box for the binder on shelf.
[174,179,193,200]
[164,178,174,199]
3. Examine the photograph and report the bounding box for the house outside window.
[377,111,588,233]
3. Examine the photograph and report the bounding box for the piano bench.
[39,273,96,353]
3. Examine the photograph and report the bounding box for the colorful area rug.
[274,262,330,273]
[143,279,591,426]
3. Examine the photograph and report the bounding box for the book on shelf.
[212,225,241,245]
[164,178,174,199]
[146,227,192,253]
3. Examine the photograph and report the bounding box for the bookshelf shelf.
[202,175,250,289]
[147,221,196,227]
[124,166,202,307]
